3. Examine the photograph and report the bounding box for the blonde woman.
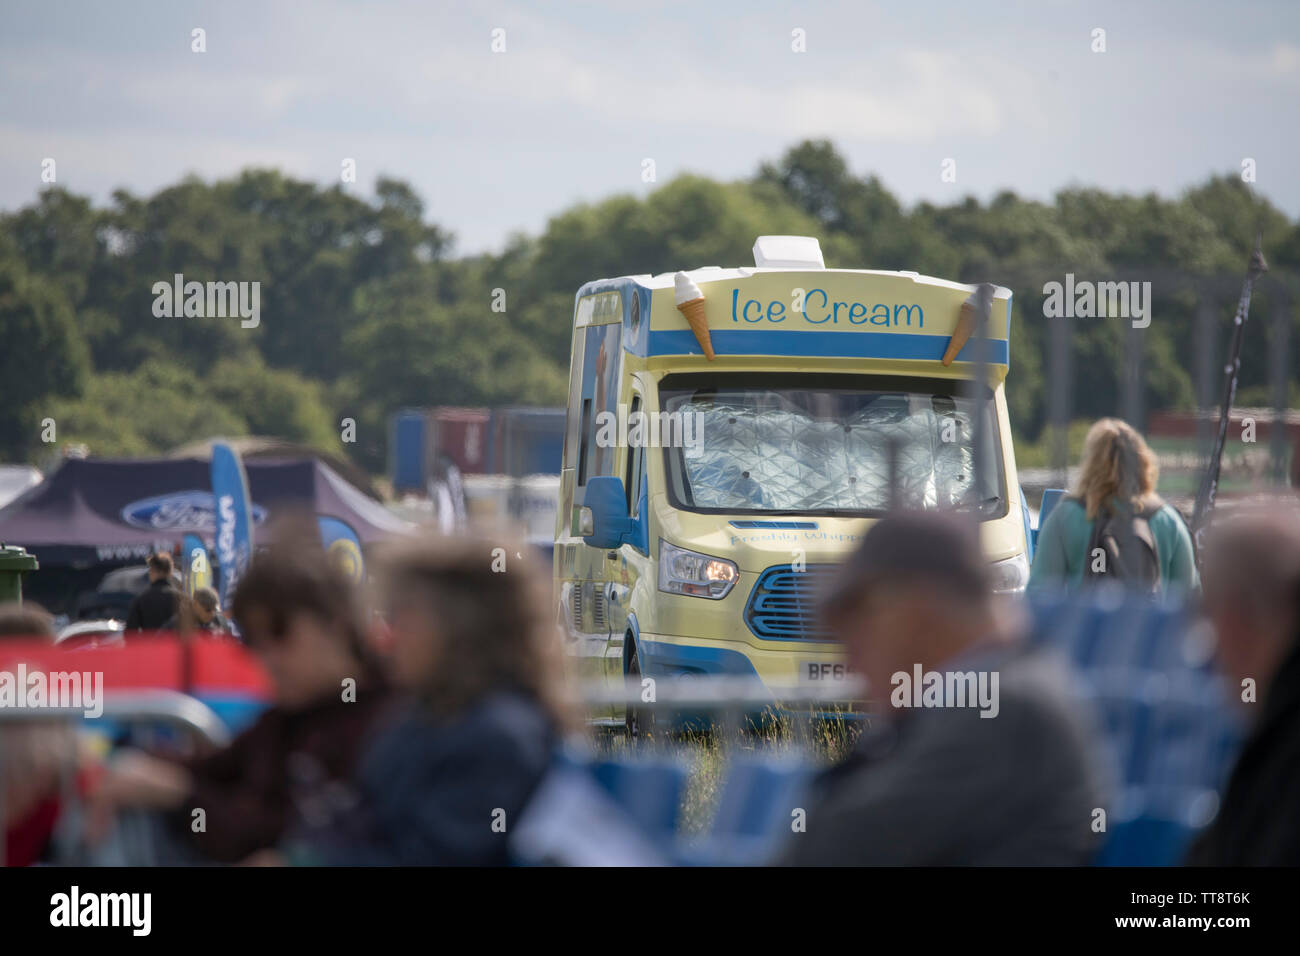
[1029,418,1197,594]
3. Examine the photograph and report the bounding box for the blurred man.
[124,552,180,631]
[780,511,1105,866]
[1186,501,1300,865]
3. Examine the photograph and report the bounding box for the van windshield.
[659,374,1005,518]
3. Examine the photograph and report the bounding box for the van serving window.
[659,373,1005,519]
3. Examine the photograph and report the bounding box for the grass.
[588,708,865,836]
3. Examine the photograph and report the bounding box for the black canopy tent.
[0,456,410,617]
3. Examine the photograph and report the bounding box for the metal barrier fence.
[579,675,866,710]
[0,689,230,866]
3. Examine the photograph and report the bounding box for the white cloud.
[1269,42,1300,75]
[0,0,1297,254]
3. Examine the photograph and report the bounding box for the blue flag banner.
[211,442,255,609]
[181,532,211,596]
[318,515,364,582]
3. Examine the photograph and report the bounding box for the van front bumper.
[637,633,846,687]
[635,633,864,720]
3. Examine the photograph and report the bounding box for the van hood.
[654,499,1025,573]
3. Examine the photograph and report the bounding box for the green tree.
[47,359,247,458]
[0,253,91,460]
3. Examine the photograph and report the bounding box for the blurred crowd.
[1,417,1299,867]
[2,516,570,867]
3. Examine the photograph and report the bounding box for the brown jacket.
[172,686,389,863]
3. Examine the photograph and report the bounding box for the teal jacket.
[1028,497,1199,595]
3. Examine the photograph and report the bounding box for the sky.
[2,0,1298,255]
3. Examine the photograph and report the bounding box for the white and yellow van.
[553,236,1032,724]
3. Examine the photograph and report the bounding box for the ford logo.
[121,491,267,532]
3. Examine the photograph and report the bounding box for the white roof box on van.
[752,235,825,270]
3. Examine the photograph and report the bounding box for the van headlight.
[990,552,1030,594]
[658,540,738,599]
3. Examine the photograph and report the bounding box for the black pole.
[966,283,995,501]
[1048,298,1072,490]
[1191,238,1269,565]
[1269,281,1290,486]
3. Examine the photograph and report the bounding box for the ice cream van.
[553,236,1033,726]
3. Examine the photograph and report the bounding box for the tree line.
[2,140,1297,476]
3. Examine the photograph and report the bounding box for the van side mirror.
[581,476,633,550]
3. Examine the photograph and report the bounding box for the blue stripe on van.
[730,520,819,530]
[646,329,1009,364]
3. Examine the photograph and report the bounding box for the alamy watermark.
[0,664,104,718]
[151,273,260,328]
[890,664,1000,718]
[50,886,151,936]
[1042,274,1151,328]
[594,404,703,456]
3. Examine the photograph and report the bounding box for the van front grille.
[743,564,838,641]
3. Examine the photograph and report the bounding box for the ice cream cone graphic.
[674,272,714,361]
[941,298,977,366]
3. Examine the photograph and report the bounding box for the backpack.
[1077,497,1163,593]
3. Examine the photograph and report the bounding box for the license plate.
[804,662,848,681]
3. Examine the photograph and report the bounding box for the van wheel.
[625,639,655,738]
